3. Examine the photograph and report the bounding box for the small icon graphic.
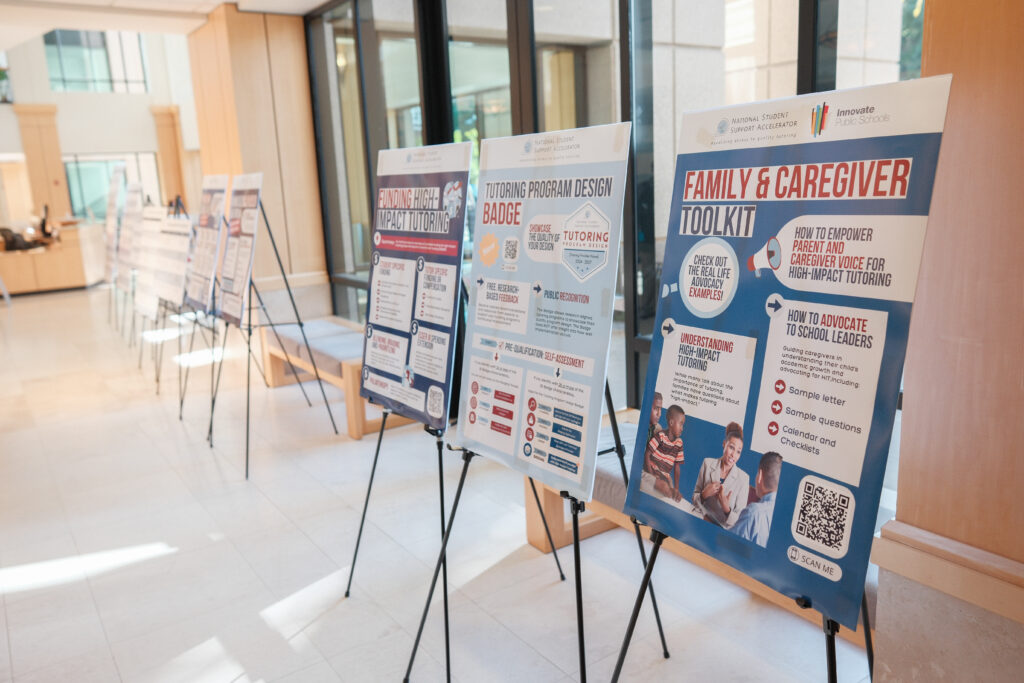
[774,379,786,394]
[716,118,729,135]
[768,421,780,436]
[811,102,828,137]
[471,381,479,394]
[527,412,536,426]
[525,428,535,441]
[771,400,783,415]
[469,411,477,424]
[528,397,537,411]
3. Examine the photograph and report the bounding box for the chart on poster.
[359,142,472,430]
[215,173,262,327]
[622,76,951,629]
[183,175,228,312]
[454,123,631,500]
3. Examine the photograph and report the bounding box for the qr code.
[791,475,855,559]
[503,237,519,263]
[426,385,445,419]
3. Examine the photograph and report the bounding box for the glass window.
[44,30,147,93]
[0,51,12,103]
[64,153,160,219]
[835,0,918,89]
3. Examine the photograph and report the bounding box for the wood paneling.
[13,104,71,219]
[897,0,1024,563]
[187,4,326,287]
[151,106,187,208]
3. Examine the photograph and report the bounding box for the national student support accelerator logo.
[810,102,828,137]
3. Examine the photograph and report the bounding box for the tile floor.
[0,288,870,682]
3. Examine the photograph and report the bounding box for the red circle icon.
[528,397,537,411]
[471,381,479,394]
[469,411,476,424]
[527,412,536,426]
[525,427,535,441]
[767,421,779,436]
[470,396,478,409]
[774,379,786,394]
[771,400,783,415]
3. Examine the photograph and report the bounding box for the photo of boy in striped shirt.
[643,404,686,501]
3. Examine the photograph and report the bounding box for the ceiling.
[0,0,328,51]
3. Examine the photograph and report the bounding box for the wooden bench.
[524,410,875,648]
[260,318,414,439]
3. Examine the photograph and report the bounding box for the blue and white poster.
[454,123,631,501]
[183,175,228,313]
[216,173,262,327]
[623,76,951,629]
[359,142,472,431]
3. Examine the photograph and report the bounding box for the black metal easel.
[601,381,671,659]
[560,490,588,682]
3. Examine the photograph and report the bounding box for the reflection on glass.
[64,153,161,218]
[835,0,922,89]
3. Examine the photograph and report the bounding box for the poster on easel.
[214,173,262,327]
[103,165,125,283]
[133,205,168,321]
[622,76,952,629]
[183,175,229,312]
[453,123,631,501]
[359,142,472,430]
[154,214,192,309]
[116,183,144,294]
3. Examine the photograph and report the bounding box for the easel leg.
[179,313,198,420]
[528,478,565,581]
[434,431,451,683]
[207,322,229,448]
[404,451,475,683]
[611,530,666,683]
[138,316,147,369]
[563,493,587,683]
[604,382,670,658]
[245,301,252,479]
[256,203,338,433]
[862,593,873,681]
[824,615,839,683]
[345,410,389,598]
[251,283,311,405]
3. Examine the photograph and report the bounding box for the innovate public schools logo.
[810,102,828,137]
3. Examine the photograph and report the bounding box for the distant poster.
[103,165,125,283]
[183,175,228,312]
[153,215,192,308]
[623,76,951,629]
[453,123,631,500]
[215,173,262,327]
[133,206,167,320]
[116,183,144,293]
[359,142,472,430]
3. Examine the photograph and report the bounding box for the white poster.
[215,173,262,327]
[183,175,229,312]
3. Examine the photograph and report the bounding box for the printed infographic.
[454,123,631,501]
[623,76,951,629]
[116,183,144,294]
[183,175,228,312]
[133,206,169,321]
[215,173,263,327]
[103,165,125,284]
[359,142,472,430]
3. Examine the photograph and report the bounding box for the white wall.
[4,30,199,157]
[0,106,21,154]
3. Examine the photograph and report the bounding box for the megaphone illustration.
[747,236,783,277]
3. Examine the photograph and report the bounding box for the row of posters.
[359,76,950,630]
[181,173,263,327]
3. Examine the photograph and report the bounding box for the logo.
[523,140,532,153]
[810,102,828,137]
[716,118,729,135]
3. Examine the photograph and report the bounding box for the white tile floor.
[0,288,871,682]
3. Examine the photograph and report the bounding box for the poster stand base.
[796,597,840,683]
[560,491,588,683]
[603,382,670,658]
[610,527,666,683]
[404,449,475,683]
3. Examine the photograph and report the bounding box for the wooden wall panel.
[897,0,1024,563]
[151,105,186,207]
[13,104,71,219]
[265,13,326,276]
